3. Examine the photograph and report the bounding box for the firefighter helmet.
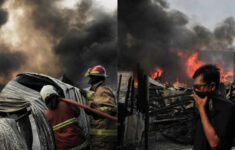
[85,65,108,77]
[40,85,58,101]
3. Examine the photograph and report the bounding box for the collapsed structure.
[118,68,235,150]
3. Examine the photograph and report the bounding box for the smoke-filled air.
[118,0,235,85]
[0,0,117,88]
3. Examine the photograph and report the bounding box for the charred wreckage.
[0,69,234,150]
[117,66,235,150]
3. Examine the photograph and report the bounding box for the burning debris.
[147,51,234,87]
[148,78,195,145]
[148,72,235,146]
[118,0,235,86]
[118,64,235,149]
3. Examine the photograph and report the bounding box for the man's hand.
[193,93,208,110]
[193,93,220,149]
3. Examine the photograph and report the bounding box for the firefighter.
[82,65,117,150]
[40,85,90,150]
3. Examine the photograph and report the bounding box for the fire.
[134,80,138,87]
[164,81,169,86]
[150,67,163,79]
[134,76,138,86]
[177,51,233,83]
[186,52,205,78]
[220,71,233,83]
[217,64,233,83]
[177,51,205,78]
[174,78,187,87]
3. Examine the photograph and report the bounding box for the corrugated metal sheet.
[0,73,90,150]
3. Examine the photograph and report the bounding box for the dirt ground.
[149,133,235,150]
[149,133,191,150]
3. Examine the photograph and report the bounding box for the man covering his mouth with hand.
[192,64,235,150]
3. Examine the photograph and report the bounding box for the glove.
[84,107,104,119]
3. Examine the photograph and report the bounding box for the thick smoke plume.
[0,44,25,82]
[0,0,7,26]
[54,13,117,87]
[25,0,117,87]
[0,0,26,87]
[118,0,235,83]
[0,0,116,88]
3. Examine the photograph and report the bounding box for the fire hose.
[61,98,118,122]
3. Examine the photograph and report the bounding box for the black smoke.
[0,0,7,26]
[118,0,235,84]
[54,13,117,87]
[15,0,73,38]
[6,0,117,88]
[0,45,26,80]
[0,0,26,88]
[0,52,25,76]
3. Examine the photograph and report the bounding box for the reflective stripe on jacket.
[98,106,113,114]
[89,128,117,136]
[88,82,117,150]
[46,101,89,150]
[53,117,77,131]
[86,92,94,100]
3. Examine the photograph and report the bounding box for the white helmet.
[40,85,58,101]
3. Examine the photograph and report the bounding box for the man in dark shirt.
[192,64,235,150]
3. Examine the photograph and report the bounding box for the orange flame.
[182,52,204,78]
[174,78,188,87]
[150,67,163,79]
[217,64,233,83]
[134,76,138,86]
[177,51,233,83]
[164,81,169,86]
[134,80,138,86]
[220,71,233,83]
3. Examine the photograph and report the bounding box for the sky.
[167,0,235,30]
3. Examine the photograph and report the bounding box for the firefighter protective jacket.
[46,100,89,150]
[88,81,117,150]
